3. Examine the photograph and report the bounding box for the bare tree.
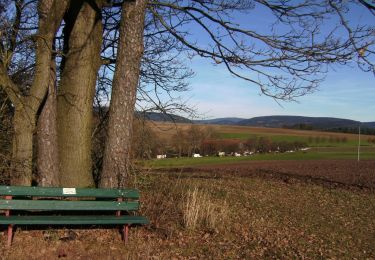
[0,0,67,185]
[100,0,147,188]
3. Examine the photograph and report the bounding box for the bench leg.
[123,225,129,244]
[4,198,13,247]
[7,225,13,247]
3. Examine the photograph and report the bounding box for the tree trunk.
[57,0,103,187]
[100,0,147,188]
[37,59,59,187]
[11,108,35,185]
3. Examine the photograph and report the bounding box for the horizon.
[142,110,375,124]
[194,114,375,123]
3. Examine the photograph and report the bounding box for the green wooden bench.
[0,185,149,247]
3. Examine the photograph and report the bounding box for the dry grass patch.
[183,187,229,230]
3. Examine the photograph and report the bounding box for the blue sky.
[179,3,375,122]
[187,58,375,122]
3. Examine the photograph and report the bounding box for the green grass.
[144,146,375,168]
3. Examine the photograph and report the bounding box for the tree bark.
[11,108,35,185]
[100,0,147,188]
[57,0,103,187]
[37,58,59,187]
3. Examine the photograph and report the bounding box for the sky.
[175,3,375,122]
[187,58,375,122]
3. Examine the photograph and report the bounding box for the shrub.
[257,137,272,153]
[201,139,220,156]
[293,141,307,150]
[341,137,348,143]
[244,137,258,151]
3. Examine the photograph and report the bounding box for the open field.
[1,168,375,259]
[142,121,375,168]
[149,121,374,147]
[175,159,375,190]
[145,146,375,168]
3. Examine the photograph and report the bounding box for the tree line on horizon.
[283,124,375,136]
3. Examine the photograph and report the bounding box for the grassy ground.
[2,171,374,259]
[140,172,375,258]
[145,146,375,168]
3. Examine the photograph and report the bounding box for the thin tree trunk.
[37,59,59,187]
[100,0,147,188]
[57,0,103,187]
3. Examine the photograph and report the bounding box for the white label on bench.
[63,188,76,195]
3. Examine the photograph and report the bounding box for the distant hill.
[195,117,245,125]
[136,111,191,123]
[141,113,375,132]
[196,115,375,134]
[363,122,375,128]
[98,110,375,132]
[237,116,361,129]
[93,108,192,123]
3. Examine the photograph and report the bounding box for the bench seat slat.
[0,215,149,225]
[0,186,139,199]
[0,200,139,211]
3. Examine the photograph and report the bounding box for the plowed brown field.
[162,160,375,191]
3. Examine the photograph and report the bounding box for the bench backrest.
[0,186,140,212]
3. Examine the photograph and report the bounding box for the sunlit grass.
[143,147,375,168]
[218,132,371,147]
